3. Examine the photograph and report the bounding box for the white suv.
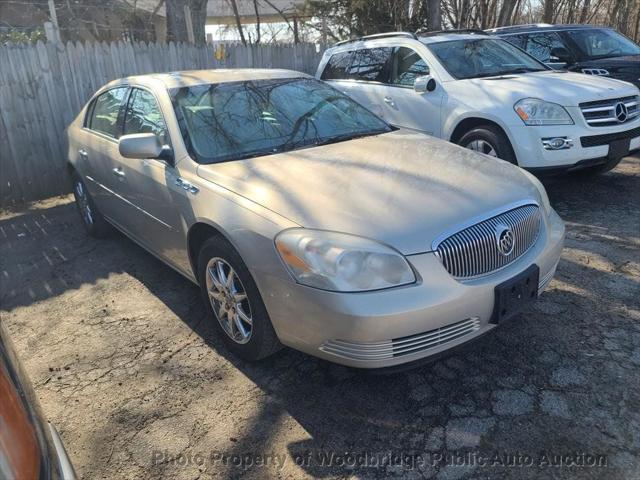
[316,31,640,174]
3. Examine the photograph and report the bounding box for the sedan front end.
[263,202,564,369]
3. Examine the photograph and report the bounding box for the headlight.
[521,170,552,215]
[514,98,574,126]
[275,229,415,292]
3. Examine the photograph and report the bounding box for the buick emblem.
[495,225,515,256]
[615,102,628,123]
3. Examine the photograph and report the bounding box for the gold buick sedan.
[66,70,565,369]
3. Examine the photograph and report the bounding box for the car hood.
[461,70,639,106]
[196,130,542,255]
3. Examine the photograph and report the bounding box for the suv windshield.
[426,38,548,79]
[564,28,640,60]
[170,77,391,163]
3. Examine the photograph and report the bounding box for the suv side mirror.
[119,133,165,160]
[550,47,572,64]
[414,75,437,93]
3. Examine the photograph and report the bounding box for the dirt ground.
[1,155,639,480]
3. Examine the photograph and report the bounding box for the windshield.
[564,28,640,60]
[427,38,548,79]
[170,77,391,163]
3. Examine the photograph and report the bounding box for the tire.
[71,171,111,238]
[573,156,623,176]
[197,236,282,361]
[458,125,518,165]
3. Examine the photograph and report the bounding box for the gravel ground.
[1,155,639,480]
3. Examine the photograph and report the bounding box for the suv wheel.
[197,236,281,361]
[459,125,517,165]
[71,172,111,237]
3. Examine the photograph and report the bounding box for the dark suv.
[488,24,640,87]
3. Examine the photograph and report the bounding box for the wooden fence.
[0,41,324,206]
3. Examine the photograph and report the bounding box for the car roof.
[487,23,610,35]
[325,30,493,52]
[102,68,309,91]
[418,32,493,44]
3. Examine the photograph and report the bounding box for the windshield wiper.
[315,130,386,146]
[282,130,390,151]
[473,67,543,78]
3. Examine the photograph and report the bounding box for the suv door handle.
[383,96,395,106]
[112,167,125,178]
[78,149,88,158]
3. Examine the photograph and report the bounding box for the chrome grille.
[434,204,541,279]
[580,95,639,127]
[320,317,481,361]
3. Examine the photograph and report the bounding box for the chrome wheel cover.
[205,257,253,344]
[74,180,94,226]
[466,139,498,157]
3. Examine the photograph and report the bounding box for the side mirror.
[414,75,437,93]
[550,47,572,64]
[119,133,164,160]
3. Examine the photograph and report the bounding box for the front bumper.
[262,209,565,368]
[508,116,640,169]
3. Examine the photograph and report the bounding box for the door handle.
[383,96,395,106]
[78,149,88,158]
[175,177,199,194]
[112,167,125,178]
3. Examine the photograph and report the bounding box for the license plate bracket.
[608,138,630,160]
[491,264,540,324]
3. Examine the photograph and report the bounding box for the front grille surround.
[434,204,541,279]
[579,95,639,127]
[320,317,481,361]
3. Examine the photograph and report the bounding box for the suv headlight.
[514,98,574,126]
[275,229,415,292]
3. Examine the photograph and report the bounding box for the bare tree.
[543,0,554,22]
[427,0,442,30]
[229,0,248,45]
[253,0,262,43]
[166,0,208,43]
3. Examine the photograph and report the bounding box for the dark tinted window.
[123,88,169,145]
[502,35,527,50]
[524,32,568,62]
[89,87,127,138]
[321,51,353,80]
[171,78,390,164]
[347,47,392,82]
[564,28,640,60]
[390,47,429,86]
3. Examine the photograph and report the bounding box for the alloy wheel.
[74,180,94,226]
[466,139,498,157]
[205,257,253,344]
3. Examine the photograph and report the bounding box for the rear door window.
[347,47,392,83]
[502,35,528,50]
[524,32,567,63]
[88,87,128,138]
[321,51,354,80]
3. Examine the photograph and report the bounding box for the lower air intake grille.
[320,317,481,361]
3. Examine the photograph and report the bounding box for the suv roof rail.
[486,23,554,33]
[416,28,487,37]
[333,31,418,47]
